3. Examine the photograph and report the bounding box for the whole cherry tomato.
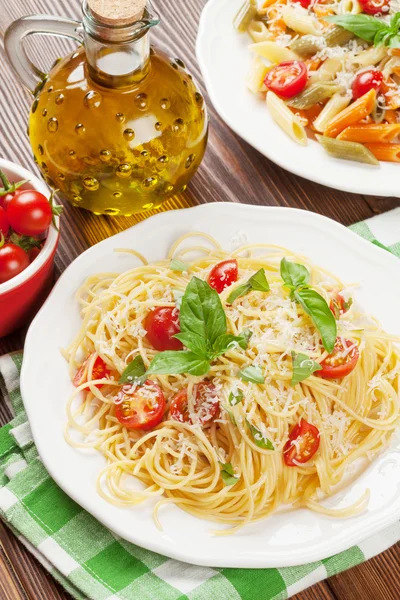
[0,243,30,284]
[7,190,53,236]
[145,307,183,351]
[352,70,383,100]
[0,207,9,237]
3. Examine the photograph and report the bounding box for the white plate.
[196,0,399,198]
[21,203,400,568]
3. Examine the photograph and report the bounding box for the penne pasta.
[323,26,354,47]
[266,91,308,145]
[324,89,377,138]
[338,0,362,14]
[350,46,387,69]
[247,56,270,94]
[280,6,322,36]
[247,20,271,43]
[316,135,379,165]
[313,93,351,133]
[314,58,343,82]
[249,41,299,63]
[234,0,257,33]
[337,124,400,143]
[288,82,340,109]
[364,143,400,162]
[290,35,324,58]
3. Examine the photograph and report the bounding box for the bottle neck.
[84,29,150,88]
[81,0,156,88]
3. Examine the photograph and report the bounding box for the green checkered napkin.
[1,211,400,600]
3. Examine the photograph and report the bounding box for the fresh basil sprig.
[119,355,147,385]
[291,352,322,386]
[147,277,251,376]
[220,462,239,486]
[238,365,265,384]
[280,258,337,353]
[246,420,274,450]
[170,259,190,272]
[326,13,400,48]
[227,268,270,304]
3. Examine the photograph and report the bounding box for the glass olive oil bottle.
[5,1,208,215]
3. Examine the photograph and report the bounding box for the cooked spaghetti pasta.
[64,235,400,533]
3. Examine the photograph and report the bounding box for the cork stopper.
[88,0,147,26]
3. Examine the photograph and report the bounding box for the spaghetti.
[63,234,400,533]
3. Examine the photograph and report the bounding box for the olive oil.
[23,1,208,216]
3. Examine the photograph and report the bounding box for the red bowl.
[0,159,60,338]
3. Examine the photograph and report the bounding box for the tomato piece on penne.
[337,124,400,143]
[324,89,377,138]
[364,143,400,162]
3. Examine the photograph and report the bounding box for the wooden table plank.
[0,0,398,599]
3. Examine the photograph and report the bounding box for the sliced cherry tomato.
[329,292,352,319]
[358,0,389,14]
[207,259,238,293]
[115,380,166,430]
[283,419,320,466]
[145,306,183,351]
[73,353,111,388]
[294,0,312,7]
[352,69,383,100]
[170,381,220,425]
[0,206,9,237]
[0,243,29,284]
[265,61,308,99]
[7,190,52,236]
[318,338,359,379]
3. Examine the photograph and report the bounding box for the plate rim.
[196,0,398,198]
[21,202,400,568]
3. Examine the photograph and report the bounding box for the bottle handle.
[4,16,83,94]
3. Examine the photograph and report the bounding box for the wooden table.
[0,0,399,598]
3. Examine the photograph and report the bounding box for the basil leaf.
[227,269,269,304]
[227,282,251,304]
[179,277,226,348]
[238,365,265,384]
[280,258,310,289]
[246,420,274,450]
[147,351,210,376]
[388,35,400,48]
[326,14,386,44]
[170,259,190,272]
[174,331,208,356]
[291,352,322,386]
[229,389,244,406]
[248,268,270,292]
[220,462,239,486]
[211,329,251,357]
[119,355,147,384]
[294,288,337,353]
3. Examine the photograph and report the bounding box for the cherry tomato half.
[0,243,29,284]
[207,259,238,293]
[329,292,352,319]
[294,0,312,7]
[0,206,9,237]
[115,380,166,430]
[7,190,52,236]
[352,70,383,100]
[73,353,111,388]
[358,0,389,14]
[318,338,359,379]
[170,382,220,425]
[145,307,183,351]
[265,61,308,99]
[283,419,320,466]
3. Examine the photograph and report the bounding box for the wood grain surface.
[0,0,399,599]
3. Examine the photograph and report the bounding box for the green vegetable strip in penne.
[316,135,380,166]
[290,35,324,58]
[234,0,257,33]
[288,83,340,110]
[324,26,354,47]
